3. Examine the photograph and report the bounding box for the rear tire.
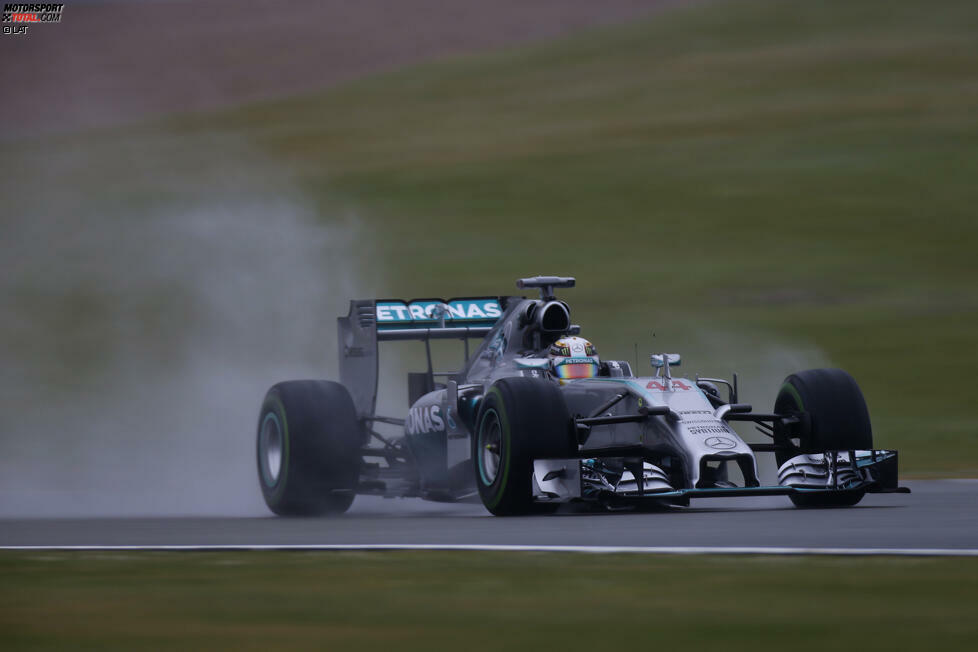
[473,378,576,516]
[774,368,872,508]
[257,380,363,516]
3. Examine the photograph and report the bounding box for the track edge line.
[2,544,978,556]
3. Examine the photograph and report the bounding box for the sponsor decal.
[560,357,595,365]
[687,424,733,436]
[704,436,738,450]
[646,379,692,391]
[2,3,64,36]
[406,404,445,435]
[375,298,502,324]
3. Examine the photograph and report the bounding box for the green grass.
[2,0,977,474]
[1,551,976,650]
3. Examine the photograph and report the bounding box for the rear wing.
[375,297,501,340]
[337,297,505,417]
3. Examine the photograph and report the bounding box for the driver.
[548,336,600,383]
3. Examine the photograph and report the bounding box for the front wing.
[532,449,909,504]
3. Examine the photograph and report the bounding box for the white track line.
[2,544,978,556]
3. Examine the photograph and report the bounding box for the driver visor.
[554,361,598,380]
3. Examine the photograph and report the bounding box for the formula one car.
[256,275,908,516]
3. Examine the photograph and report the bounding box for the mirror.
[650,353,681,368]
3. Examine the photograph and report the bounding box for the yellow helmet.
[548,336,599,382]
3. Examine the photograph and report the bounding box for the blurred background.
[1,0,975,516]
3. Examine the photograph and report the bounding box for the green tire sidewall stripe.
[262,393,290,501]
[780,382,805,412]
[476,408,499,486]
[482,387,511,510]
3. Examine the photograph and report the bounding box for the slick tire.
[774,368,873,508]
[473,377,576,516]
[257,380,363,516]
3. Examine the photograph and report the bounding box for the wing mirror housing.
[650,353,681,368]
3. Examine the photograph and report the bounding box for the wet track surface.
[2,481,975,551]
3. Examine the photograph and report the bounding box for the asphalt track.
[2,480,975,554]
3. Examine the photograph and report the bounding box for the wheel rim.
[259,412,283,487]
[478,408,502,485]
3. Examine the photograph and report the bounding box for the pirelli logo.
[2,3,63,35]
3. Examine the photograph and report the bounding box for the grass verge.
[1,551,976,650]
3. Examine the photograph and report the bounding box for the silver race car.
[256,275,908,515]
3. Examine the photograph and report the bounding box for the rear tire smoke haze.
[0,145,373,517]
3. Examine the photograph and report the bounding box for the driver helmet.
[548,336,600,382]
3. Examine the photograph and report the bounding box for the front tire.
[257,380,363,515]
[774,368,873,508]
[473,377,576,516]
